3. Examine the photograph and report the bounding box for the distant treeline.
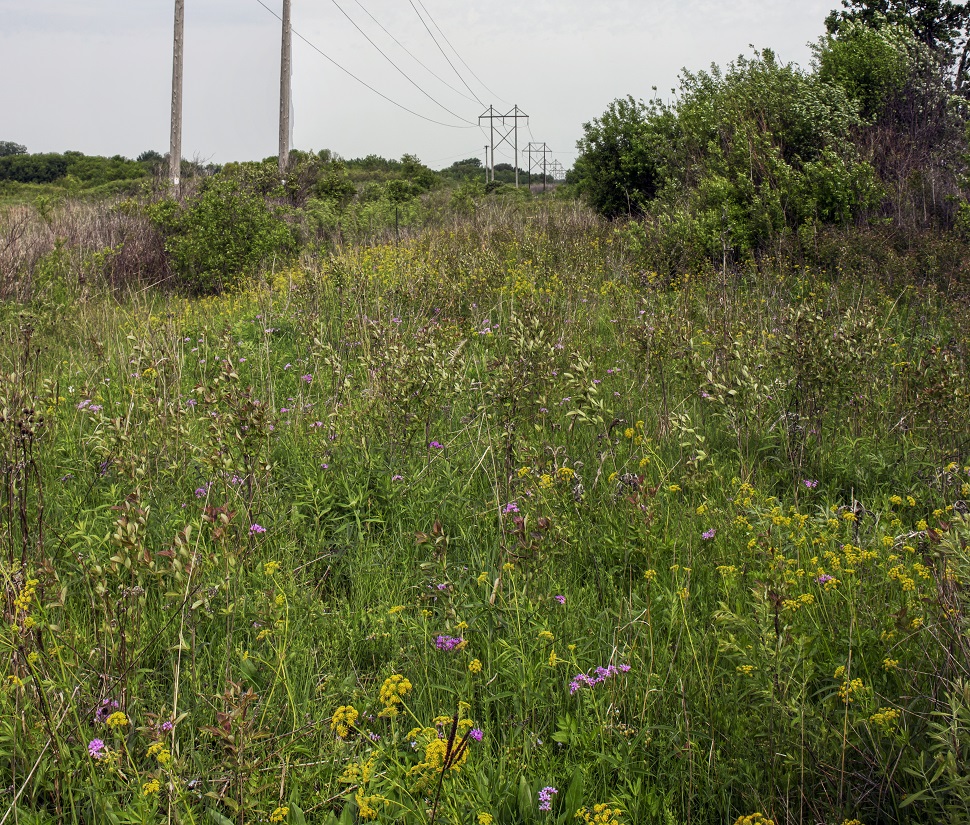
[0,147,156,187]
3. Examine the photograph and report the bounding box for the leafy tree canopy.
[0,141,27,157]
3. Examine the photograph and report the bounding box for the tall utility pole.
[479,106,498,182]
[479,105,528,187]
[279,0,292,181]
[169,0,184,190]
[527,142,552,192]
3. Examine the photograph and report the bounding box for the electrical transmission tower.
[526,142,552,192]
[279,0,292,181]
[169,0,184,189]
[479,105,528,186]
[548,159,566,182]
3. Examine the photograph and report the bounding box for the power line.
[350,0,480,104]
[254,0,476,130]
[408,0,484,107]
[413,0,507,105]
[329,0,477,125]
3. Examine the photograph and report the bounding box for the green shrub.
[149,171,296,293]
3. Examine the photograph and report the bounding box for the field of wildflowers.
[2,200,970,824]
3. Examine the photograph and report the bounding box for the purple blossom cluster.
[538,786,558,812]
[569,663,631,694]
[435,635,465,651]
[88,738,106,759]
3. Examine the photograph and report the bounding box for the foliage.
[0,141,27,158]
[2,203,970,824]
[148,167,296,293]
[825,0,970,52]
[573,96,674,218]
[575,52,882,256]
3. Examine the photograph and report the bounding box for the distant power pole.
[479,105,528,187]
[169,0,184,190]
[527,142,551,192]
[484,145,489,184]
[279,0,292,181]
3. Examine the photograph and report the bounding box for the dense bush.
[148,169,296,294]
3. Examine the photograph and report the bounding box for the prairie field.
[3,201,970,825]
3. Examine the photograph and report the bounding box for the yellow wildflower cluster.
[733,815,774,825]
[331,705,359,738]
[13,577,38,614]
[378,674,412,717]
[539,474,554,489]
[263,561,281,576]
[838,677,865,704]
[575,803,624,825]
[882,658,899,671]
[478,814,494,825]
[736,665,756,676]
[147,742,171,765]
[887,565,916,592]
[556,466,576,481]
[142,778,161,796]
[469,658,483,673]
[340,756,376,785]
[643,569,657,583]
[269,806,289,823]
[869,707,901,731]
[782,593,816,612]
[355,790,387,821]
[538,630,555,643]
[105,712,129,728]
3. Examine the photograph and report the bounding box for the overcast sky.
[0,0,834,169]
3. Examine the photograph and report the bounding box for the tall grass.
[2,201,970,825]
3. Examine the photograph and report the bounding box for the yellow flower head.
[469,658,483,674]
[105,712,129,728]
[269,806,290,823]
[142,779,161,796]
[478,814,495,825]
[330,705,358,738]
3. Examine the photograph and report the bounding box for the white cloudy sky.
[0,0,834,169]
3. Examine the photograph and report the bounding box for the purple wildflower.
[249,524,266,535]
[803,479,819,489]
[702,528,716,540]
[161,721,174,732]
[435,635,464,651]
[538,786,558,812]
[88,739,106,759]
[392,474,404,482]
[555,595,566,605]
[429,440,444,450]
[816,574,834,584]
[301,374,313,383]
[569,663,629,694]
[503,502,520,515]
[469,728,483,742]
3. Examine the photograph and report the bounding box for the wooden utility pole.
[169,0,185,189]
[279,0,292,181]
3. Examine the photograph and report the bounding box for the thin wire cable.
[254,0,476,130]
[350,0,479,104]
[330,0,476,125]
[413,0,507,104]
[408,0,484,107]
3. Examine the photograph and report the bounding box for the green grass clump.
[2,203,970,824]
